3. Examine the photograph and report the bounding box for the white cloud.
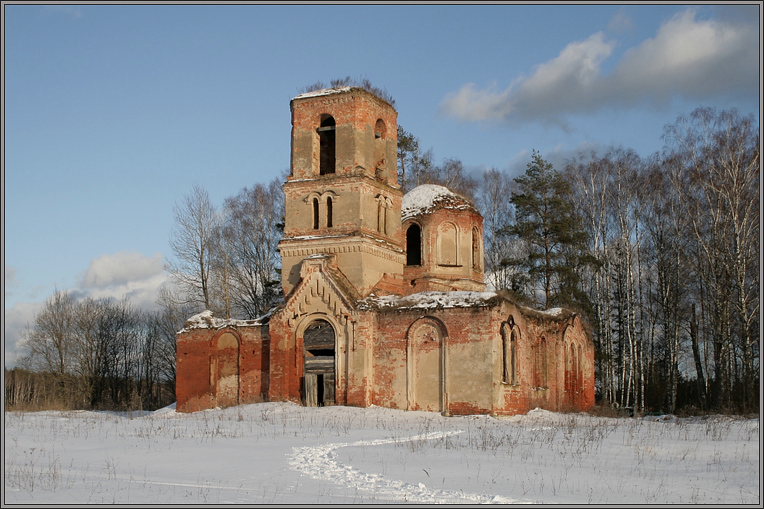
[79,251,168,310]
[441,82,513,122]
[610,9,758,104]
[81,252,164,289]
[442,8,758,125]
[83,271,168,311]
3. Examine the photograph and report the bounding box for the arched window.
[570,343,577,395]
[501,322,510,384]
[312,198,319,229]
[535,337,548,388]
[318,115,336,175]
[374,118,386,139]
[374,119,388,181]
[564,343,569,393]
[376,197,388,234]
[471,227,481,271]
[438,222,458,266]
[510,326,518,385]
[326,197,333,228]
[577,344,583,394]
[406,224,422,266]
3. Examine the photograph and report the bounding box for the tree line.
[6,293,185,411]
[9,105,757,415]
[467,107,757,415]
[397,107,758,414]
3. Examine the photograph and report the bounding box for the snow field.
[3,403,759,505]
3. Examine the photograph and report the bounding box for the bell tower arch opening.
[318,114,336,175]
[303,319,336,407]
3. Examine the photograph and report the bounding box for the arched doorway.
[303,319,336,407]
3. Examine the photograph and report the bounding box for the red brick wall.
[176,299,595,416]
[491,304,595,415]
[265,312,301,403]
[176,325,269,413]
[369,306,496,415]
[402,207,485,293]
[176,328,214,412]
[290,88,398,183]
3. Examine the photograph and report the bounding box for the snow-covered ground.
[3,402,759,505]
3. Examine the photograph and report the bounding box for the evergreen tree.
[506,151,593,309]
[397,126,419,188]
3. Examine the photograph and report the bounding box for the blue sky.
[4,3,760,366]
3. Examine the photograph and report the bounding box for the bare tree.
[167,185,219,311]
[437,158,478,201]
[21,291,76,378]
[219,178,284,319]
[477,168,527,292]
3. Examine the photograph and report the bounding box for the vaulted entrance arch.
[303,319,336,407]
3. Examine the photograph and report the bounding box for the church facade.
[176,87,595,415]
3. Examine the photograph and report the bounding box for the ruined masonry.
[176,86,595,415]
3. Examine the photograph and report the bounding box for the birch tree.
[664,107,760,411]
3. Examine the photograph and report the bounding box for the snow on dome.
[292,86,352,100]
[401,184,475,220]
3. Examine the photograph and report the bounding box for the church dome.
[401,184,476,220]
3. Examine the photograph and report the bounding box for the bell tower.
[279,87,405,297]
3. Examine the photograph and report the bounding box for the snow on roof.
[292,87,352,100]
[178,309,270,334]
[305,253,332,259]
[401,184,475,220]
[286,233,353,241]
[358,291,498,311]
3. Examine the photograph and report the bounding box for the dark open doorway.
[303,319,336,407]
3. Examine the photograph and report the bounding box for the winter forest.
[6,102,760,417]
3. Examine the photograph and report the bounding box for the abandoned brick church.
[176,86,595,415]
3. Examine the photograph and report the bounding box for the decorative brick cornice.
[280,236,405,264]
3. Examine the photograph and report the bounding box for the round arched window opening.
[406,223,422,266]
[312,197,320,229]
[374,118,386,139]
